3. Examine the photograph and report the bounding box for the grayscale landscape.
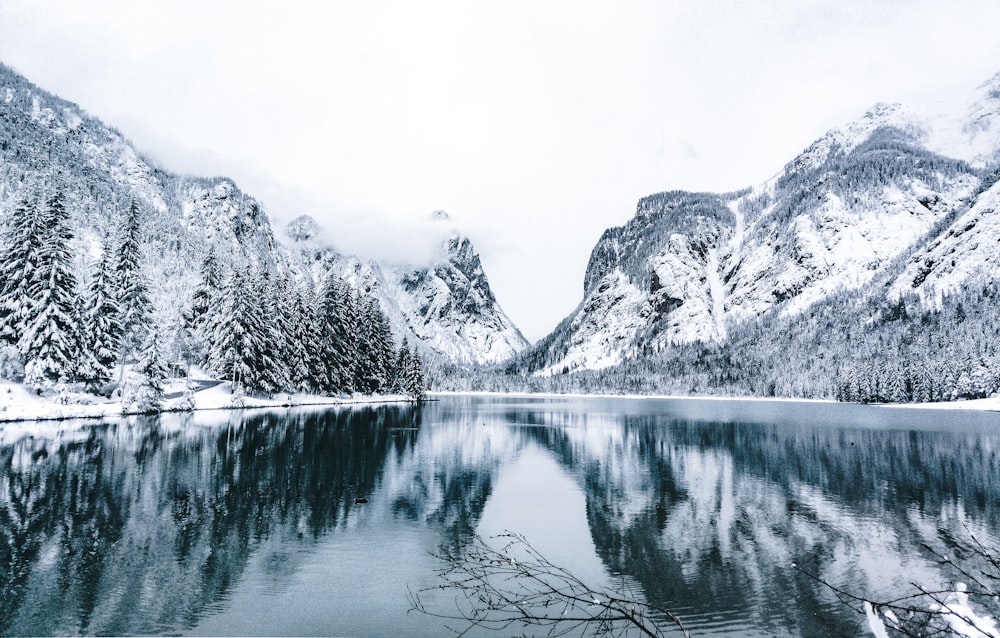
[2,2,1000,636]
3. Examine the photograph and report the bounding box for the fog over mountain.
[6,2,1000,342]
[0,63,527,378]
[495,70,1000,402]
[3,51,1000,403]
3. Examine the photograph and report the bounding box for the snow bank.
[0,379,414,425]
[431,390,1000,412]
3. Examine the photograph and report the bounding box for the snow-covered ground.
[431,390,1000,411]
[884,395,1000,411]
[2,383,996,429]
[0,378,413,424]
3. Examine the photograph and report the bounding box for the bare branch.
[794,525,1000,638]
[408,531,690,638]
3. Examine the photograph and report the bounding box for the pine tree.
[391,339,410,393]
[120,327,168,413]
[883,361,905,403]
[354,301,376,394]
[20,192,83,387]
[405,347,427,401]
[301,286,329,392]
[185,250,222,368]
[316,275,355,394]
[251,269,290,394]
[114,200,152,366]
[206,269,251,393]
[187,252,220,328]
[205,269,279,395]
[392,339,427,401]
[355,297,393,394]
[340,289,361,390]
[80,238,122,386]
[278,279,315,392]
[370,303,395,393]
[0,194,46,346]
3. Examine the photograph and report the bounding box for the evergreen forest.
[435,278,1000,404]
[0,190,428,412]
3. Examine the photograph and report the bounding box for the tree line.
[0,190,427,411]
[447,273,1000,405]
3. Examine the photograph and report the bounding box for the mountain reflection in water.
[1,396,998,636]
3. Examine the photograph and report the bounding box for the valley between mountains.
[2,61,1000,414]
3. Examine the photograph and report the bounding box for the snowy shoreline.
[0,379,415,425]
[4,385,997,427]
[429,390,1000,412]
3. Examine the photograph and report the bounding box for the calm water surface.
[2,395,999,636]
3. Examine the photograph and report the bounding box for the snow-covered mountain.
[0,62,526,367]
[528,72,1000,376]
[0,63,287,334]
[284,214,528,366]
[889,175,1000,301]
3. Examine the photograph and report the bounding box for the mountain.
[0,63,287,330]
[0,62,526,369]
[521,72,1000,380]
[284,214,528,366]
[889,173,1000,300]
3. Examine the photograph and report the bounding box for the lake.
[2,395,999,636]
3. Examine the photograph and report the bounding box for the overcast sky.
[2,1,1000,340]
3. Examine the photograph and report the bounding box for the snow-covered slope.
[724,122,977,323]
[890,177,1000,300]
[0,62,527,367]
[529,73,1000,375]
[0,63,290,337]
[537,192,734,374]
[285,215,528,366]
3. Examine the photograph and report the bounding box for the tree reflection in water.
[1,396,998,636]
[515,406,1000,636]
[0,406,430,635]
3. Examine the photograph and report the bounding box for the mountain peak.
[783,102,921,177]
[285,214,321,242]
[522,70,1000,378]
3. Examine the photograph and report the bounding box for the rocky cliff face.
[530,76,1000,375]
[890,175,1000,300]
[285,216,528,366]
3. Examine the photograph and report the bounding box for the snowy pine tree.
[393,339,427,401]
[251,269,291,394]
[407,349,427,401]
[277,278,314,392]
[354,297,393,394]
[0,194,46,347]
[120,327,168,413]
[301,286,329,392]
[371,302,395,392]
[114,200,152,367]
[316,275,356,394]
[20,192,83,387]
[205,269,280,395]
[80,238,122,387]
[189,250,221,323]
[184,250,222,370]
